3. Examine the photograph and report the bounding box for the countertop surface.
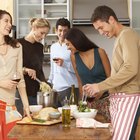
[8,114,112,140]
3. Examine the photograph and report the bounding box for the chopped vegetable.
[32,118,46,123]
[78,101,91,112]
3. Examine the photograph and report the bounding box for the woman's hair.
[0,9,18,48]
[91,5,118,23]
[65,28,99,52]
[29,18,51,30]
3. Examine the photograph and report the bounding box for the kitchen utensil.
[37,92,44,105]
[43,92,51,107]
[36,77,42,84]
[37,90,57,107]
[82,92,87,105]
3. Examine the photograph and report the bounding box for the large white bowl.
[73,109,98,119]
[29,105,43,113]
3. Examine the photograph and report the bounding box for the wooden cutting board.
[16,117,62,125]
[16,116,73,126]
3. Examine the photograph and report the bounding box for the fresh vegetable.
[78,101,91,112]
[32,118,46,123]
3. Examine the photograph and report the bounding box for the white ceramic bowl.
[29,105,43,113]
[55,0,66,3]
[58,105,77,116]
[49,112,61,119]
[73,109,98,119]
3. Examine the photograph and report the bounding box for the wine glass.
[11,71,21,82]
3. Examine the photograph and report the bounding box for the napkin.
[76,118,110,128]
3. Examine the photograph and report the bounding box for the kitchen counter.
[8,114,112,140]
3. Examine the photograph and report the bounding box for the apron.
[109,93,140,140]
[0,100,22,140]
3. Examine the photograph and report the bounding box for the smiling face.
[56,25,69,43]
[32,26,50,42]
[65,39,77,54]
[0,14,12,36]
[93,16,116,38]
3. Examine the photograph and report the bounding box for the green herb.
[32,118,46,123]
[78,101,91,112]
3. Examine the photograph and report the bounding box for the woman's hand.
[23,107,32,121]
[24,67,36,80]
[83,83,100,97]
[0,79,18,89]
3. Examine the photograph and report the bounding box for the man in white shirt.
[48,18,79,107]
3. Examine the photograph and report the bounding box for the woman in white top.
[0,9,31,139]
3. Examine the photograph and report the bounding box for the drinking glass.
[11,71,21,82]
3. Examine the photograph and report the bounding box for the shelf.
[19,4,41,6]
[44,3,67,6]
[19,18,31,20]
[16,0,70,46]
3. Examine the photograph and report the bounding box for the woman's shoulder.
[97,47,106,55]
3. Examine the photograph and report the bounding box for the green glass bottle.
[69,85,77,105]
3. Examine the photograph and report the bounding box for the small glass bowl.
[49,112,61,119]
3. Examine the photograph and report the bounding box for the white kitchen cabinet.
[130,0,140,34]
[16,0,70,54]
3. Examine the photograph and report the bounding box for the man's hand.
[83,83,100,97]
[53,58,64,66]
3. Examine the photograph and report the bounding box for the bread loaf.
[34,107,58,121]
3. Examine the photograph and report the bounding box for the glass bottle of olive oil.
[62,96,71,127]
[69,85,77,105]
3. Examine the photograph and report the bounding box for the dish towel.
[76,118,110,128]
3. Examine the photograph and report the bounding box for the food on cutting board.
[20,117,32,123]
[33,107,59,121]
[40,82,52,93]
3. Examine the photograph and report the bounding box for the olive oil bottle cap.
[64,96,69,105]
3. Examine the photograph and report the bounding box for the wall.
[73,0,129,19]
[0,0,14,22]
[43,62,50,79]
